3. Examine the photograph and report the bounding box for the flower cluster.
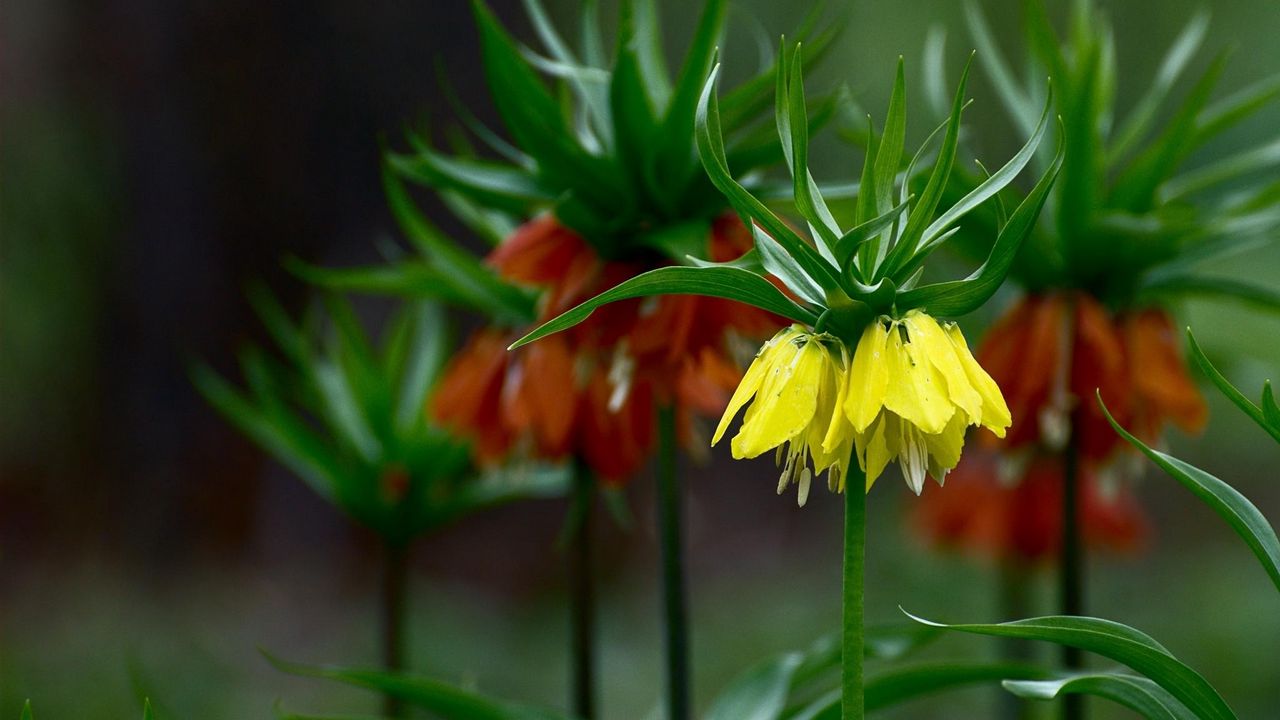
[434,214,778,481]
[714,313,1010,504]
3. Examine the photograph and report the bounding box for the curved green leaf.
[510,265,816,349]
[1187,331,1280,443]
[1100,393,1280,594]
[20,701,32,720]
[896,128,1062,316]
[1004,674,1196,720]
[905,612,1238,720]
[789,662,1048,719]
[695,63,842,294]
[1141,275,1280,317]
[705,652,804,720]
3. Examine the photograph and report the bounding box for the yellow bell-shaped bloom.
[713,325,853,505]
[845,310,1011,494]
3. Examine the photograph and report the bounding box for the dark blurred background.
[2,1,1278,718]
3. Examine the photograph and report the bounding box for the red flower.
[431,213,782,483]
[916,292,1204,560]
[913,451,1149,563]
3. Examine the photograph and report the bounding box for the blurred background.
[2,0,1278,717]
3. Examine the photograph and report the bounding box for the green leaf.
[286,258,471,306]
[610,0,659,195]
[1111,53,1227,212]
[1191,74,1280,150]
[265,653,567,720]
[390,150,553,214]
[142,699,155,720]
[919,85,1053,248]
[1140,275,1280,316]
[21,701,32,720]
[382,162,536,324]
[1108,9,1209,163]
[790,663,1048,719]
[1263,381,1280,429]
[395,302,448,433]
[658,0,726,186]
[1003,674,1197,720]
[471,0,622,207]
[963,1,1036,137]
[510,265,817,350]
[695,63,841,294]
[880,56,971,280]
[1101,390,1280,594]
[704,652,804,720]
[191,364,340,503]
[1161,136,1280,201]
[872,58,907,231]
[896,128,1062,316]
[906,612,1238,720]
[833,197,910,264]
[1187,331,1280,443]
[753,222,826,305]
[782,44,842,253]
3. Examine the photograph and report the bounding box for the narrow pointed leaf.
[1140,275,1280,316]
[1187,331,1280,443]
[1101,395,1280,595]
[905,612,1237,720]
[510,265,816,350]
[964,1,1036,136]
[896,131,1062,316]
[1004,674,1197,720]
[704,652,803,720]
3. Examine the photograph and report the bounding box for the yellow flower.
[845,310,1011,494]
[713,325,852,505]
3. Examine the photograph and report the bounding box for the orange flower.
[978,292,1205,465]
[912,450,1148,563]
[432,213,783,482]
[917,292,1204,560]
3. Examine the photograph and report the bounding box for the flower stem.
[999,560,1033,720]
[842,465,867,720]
[656,405,690,720]
[1060,433,1085,720]
[381,539,409,718]
[567,463,597,719]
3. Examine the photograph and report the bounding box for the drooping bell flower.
[513,47,1060,505]
[975,292,1206,477]
[433,214,775,483]
[912,450,1149,564]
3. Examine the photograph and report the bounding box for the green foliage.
[192,292,565,544]
[1002,674,1196,720]
[266,624,950,720]
[518,44,1059,348]
[947,0,1280,308]
[907,613,1238,720]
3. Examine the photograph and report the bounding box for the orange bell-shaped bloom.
[913,450,1148,563]
[432,213,782,483]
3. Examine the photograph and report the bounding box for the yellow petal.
[712,328,794,446]
[923,411,968,482]
[945,323,1012,436]
[845,320,890,432]
[883,324,955,435]
[856,412,894,490]
[821,346,854,454]
[904,312,983,425]
[732,334,822,458]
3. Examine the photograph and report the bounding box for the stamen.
[797,468,812,507]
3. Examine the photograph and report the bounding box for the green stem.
[657,405,690,720]
[1061,433,1085,720]
[381,540,409,718]
[842,464,867,720]
[999,560,1033,720]
[568,464,597,719]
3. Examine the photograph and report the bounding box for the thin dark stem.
[381,540,409,718]
[1060,433,1085,720]
[842,465,867,720]
[998,560,1033,720]
[656,406,689,720]
[567,464,597,720]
